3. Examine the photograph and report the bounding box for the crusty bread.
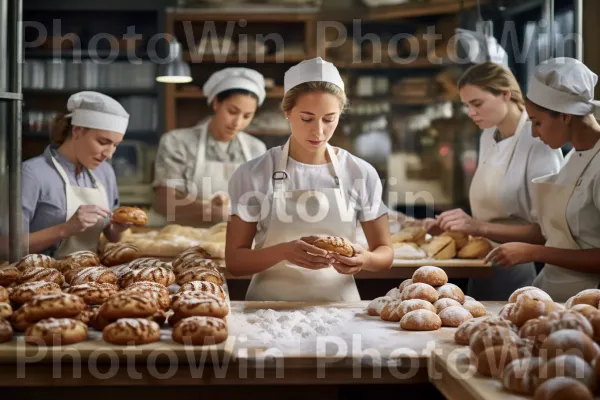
[24,318,88,346]
[400,309,441,331]
[436,283,465,304]
[502,357,545,395]
[534,377,594,400]
[172,316,228,345]
[313,236,354,257]
[401,282,439,303]
[100,243,139,267]
[102,318,160,345]
[412,266,448,287]
[439,306,473,327]
[458,237,492,259]
[440,231,469,249]
[367,296,392,316]
[111,206,148,226]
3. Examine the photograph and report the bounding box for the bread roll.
[499,303,515,320]
[0,286,7,303]
[401,283,439,303]
[172,316,228,345]
[455,317,487,345]
[111,206,148,226]
[70,267,118,286]
[24,318,88,346]
[127,257,167,270]
[0,319,13,343]
[98,292,159,321]
[385,287,402,300]
[0,302,12,320]
[119,266,176,288]
[103,318,160,345]
[470,316,519,337]
[412,266,448,287]
[434,298,462,314]
[502,357,545,395]
[9,281,62,304]
[380,299,403,322]
[15,254,58,272]
[178,281,226,301]
[570,304,598,320]
[441,231,468,249]
[18,267,64,286]
[398,279,413,293]
[569,289,600,308]
[367,296,392,316]
[391,227,426,244]
[534,377,594,400]
[463,300,487,318]
[458,237,493,259]
[65,282,119,305]
[398,299,436,320]
[511,296,562,327]
[436,283,465,304]
[123,286,171,310]
[469,326,521,355]
[509,286,552,303]
[439,306,473,327]
[587,311,600,341]
[476,343,533,378]
[176,268,223,286]
[24,293,86,322]
[537,354,596,391]
[100,243,139,267]
[400,309,442,331]
[0,265,20,287]
[173,258,219,276]
[59,251,101,271]
[539,329,600,364]
[313,236,354,257]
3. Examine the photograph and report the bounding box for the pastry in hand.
[420,236,456,260]
[458,237,493,259]
[112,206,148,226]
[312,236,354,257]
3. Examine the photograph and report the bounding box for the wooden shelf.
[246,129,289,136]
[183,53,305,64]
[175,87,285,99]
[366,0,481,21]
[25,49,151,59]
[335,57,451,69]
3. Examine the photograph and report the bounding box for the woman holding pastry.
[226,57,393,301]
[433,62,563,300]
[488,58,600,301]
[150,68,267,227]
[20,91,137,257]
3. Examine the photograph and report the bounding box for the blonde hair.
[458,62,525,110]
[281,82,348,113]
[50,113,72,145]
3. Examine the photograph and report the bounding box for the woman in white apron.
[150,68,267,227]
[226,58,393,301]
[20,91,130,257]
[488,57,600,302]
[434,62,563,300]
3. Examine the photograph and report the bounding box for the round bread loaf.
[440,231,469,249]
[173,258,219,276]
[172,316,228,345]
[65,282,119,305]
[112,206,148,226]
[119,266,176,288]
[100,243,139,267]
[127,257,166,270]
[412,266,448,287]
[509,287,553,303]
[0,286,7,303]
[511,296,562,327]
[398,299,436,320]
[18,267,64,286]
[537,354,596,391]
[24,293,86,322]
[59,251,101,271]
[539,329,600,364]
[534,377,594,400]
[434,298,462,314]
[471,316,519,336]
[463,300,487,318]
[454,317,487,345]
[439,306,473,327]
[170,292,229,322]
[24,318,88,346]
[469,325,521,355]
[176,268,223,286]
[380,299,403,322]
[400,309,442,331]
[70,267,118,286]
[122,287,171,310]
[126,281,170,299]
[9,281,62,304]
[570,289,600,308]
[464,295,476,302]
[102,318,160,345]
[436,283,465,304]
[172,246,218,271]
[401,283,439,303]
[15,254,58,272]
[0,265,20,286]
[570,304,598,319]
[477,343,533,378]
[88,307,111,331]
[458,237,493,259]
[520,311,593,353]
[398,279,413,294]
[98,292,159,321]
[385,287,402,300]
[178,281,226,301]
[367,296,392,316]
[587,312,600,341]
[502,357,545,395]
[0,302,13,320]
[312,236,354,257]
[499,303,515,320]
[0,319,13,343]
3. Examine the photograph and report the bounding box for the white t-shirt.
[229,146,388,249]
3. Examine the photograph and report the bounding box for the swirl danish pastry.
[111,206,148,226]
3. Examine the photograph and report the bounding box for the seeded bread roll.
[9,281,62,304]
[172,316,228,345]
[18,267,64,286]
[111,206,148,226]
[102,318,160,345]
[15,254,58,272]
[313,236,354,257]
[24,318,88,346]
[100,243,139,267]
[0,265,20,286]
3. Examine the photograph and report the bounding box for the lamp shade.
[156,40,192,83]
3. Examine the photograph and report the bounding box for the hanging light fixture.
[156,40,192,83]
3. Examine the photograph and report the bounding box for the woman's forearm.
[533,246,600,274]
[28,224,69,254]
[479,222,546,245]
[225,242,288,276]
[362,246,393,272]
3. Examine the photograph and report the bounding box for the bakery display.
[112,206,148,226]
[312,236,354,257]
[102,318,161,345]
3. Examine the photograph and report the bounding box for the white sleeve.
[228,162,268,223]
[592,169,600,212]
[525,141,564,223]
[355,161,389,222]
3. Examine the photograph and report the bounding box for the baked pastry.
[119,266,176,288]
[434,298,462,314]
[88,307,111,331]
[173,258,219,276]
[178,281,226,301]
[397,299,436,320]
[380,299,403,322]
[0,302,12,320]
[436,283,465,304]
[313,236,354,257]
[502,357,545,395]
[398,279,413,293]
[477,343,533,377]
[25,318,88,345]
[0,319,13,343]
[463,300,487,318]
[421,236,456,260]
[391,227,426,244]
[470,315,519,336]
[519,312,593,352]
[18,267,64,286]
[499,303,515,320]
[571,289,600,308]
[0,265,21,286]
[536,354,596,391]
[15,254,58,272]
[588,312,600,341]
[400,309,442,331]
[385,287,402,300]
[0,286,7,303]
[172,246,218,272]
[539,329,600,364]
[534,377,594,400]
[74,307,95,325]
[97,292,160,321]
[10,306,33,331]
[125,281,170,299]
[401,283,439,303]
[469,326,521,355]
[24,293,86,323]
[100,243,139,267]
[58,251,101,271]
[123,286,171,310]
[508,286,552,303]
[10,281,62,304]
[170,292,229,320]
[455,317,487,345]
[570,304,599,320]
[69,267,118,286]
[367,296,392,316]
[128,257,167,270]
[439,306,473,327]
[412,266,448,287]
[172,316,228,345]
[102,318,160,345]
[440,231,469,249]
[112,206,148,226]
[458,237,493,259]
[176,268,223,286]
[511,295,562,327]
[65,282,119,305]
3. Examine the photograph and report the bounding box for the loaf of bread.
[458,237,492,259]
[400,309,442,331]
[421,236,456,260]
[170,292,229,321]
[313,236,354,257]
[455,317,487,345]
[439,306,473,327]
[571,289,600,308]
[463,300,487,318]
[59,251,101,271]
[398,299,437,320]
[65,282,119,305]
[380,299,404,322]
[172,316,228,345]
[0,286,7,303]
[97,292,160,321]
[123,287,171,310]
[436,283,465,304]
[476,343,533,378]
[18,267,64,286]
[100,243,139,267]
[0,302,12,320]
[539,329,600,364]
[412,266,448,287]
[434,298,462,314]
[440,231,469,249]
[391,226,426,244]
[536,354,596,391]
[570,304,599,320]
[176,268,223,286]
[0,319,13,343]
[509,286,553,303]
[401,282,439,303]
[367,296,392,316]
[502,357,545,395]
[469,325,521,355]
[119,266,176,288]
[102,318,160,345]
[24,318,88,346]
[499,303,515,320]
[385,287,402,300]
[534,377,594,400]
[9,281,62,304]
[69,267,118,286]
[173,258,219,276]
[511,296,562,327]
[24,293,86,323]
[15,254,58,272]
[398,279,413,293]
[111,206,148,226]
[0,265,20,287]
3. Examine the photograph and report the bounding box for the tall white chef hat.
[65,91,129,134]
[284,57,345,94]
[203,68,266,106]
[527,57,600,118]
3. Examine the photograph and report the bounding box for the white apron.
[245,140,361,301]
[50,155,109,259]
[467,111,536,300]
[532,139,600,302]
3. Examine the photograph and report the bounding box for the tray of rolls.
[390,226,493,267]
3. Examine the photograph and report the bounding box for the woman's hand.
[436,208,483,235]
[485,243,538,267]
[330,244,370,275]
[63,205,110,237]
[282,236,332,270]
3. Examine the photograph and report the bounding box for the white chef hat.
[203,68,266,106]
[527,57,600,118]
[65,91,129,134]
[284,57,345,94]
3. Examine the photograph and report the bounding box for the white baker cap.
[284,57,345,94]
[202,68,266,106]
[65,91,129,134]
[527,57,600,118]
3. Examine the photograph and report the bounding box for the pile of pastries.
[108,222,227,258]
[391,226,493,260]
[454,286,600,399]
[367,266,487,331]
[0,244,229,347]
